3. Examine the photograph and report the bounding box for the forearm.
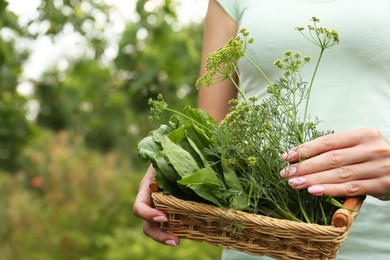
[197,0,238,122]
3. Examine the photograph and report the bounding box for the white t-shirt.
[216,0,390,259]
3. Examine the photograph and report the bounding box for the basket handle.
[332,196,364,228]
[149,178,159,192]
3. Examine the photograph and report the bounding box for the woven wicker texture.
[152,192,364,260]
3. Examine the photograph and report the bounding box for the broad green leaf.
[155,171,182,197]
[178,166,221,187]
[161,136,199,178]
[184,122,211,151]
[137,135,161,162]
[155,152,180,183]
[191,185,224,208]
[168,126,186,143]
[186,136,208,167]
[183,106,218,134]
[152,124,172,143]
[178,167,227,208]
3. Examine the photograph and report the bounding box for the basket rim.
[151,192,365,259]
[152,192,365,233]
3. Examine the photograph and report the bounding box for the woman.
[133,0,390,259]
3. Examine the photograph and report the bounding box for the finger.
[133,199,168,222]
[287,161,383,189]
[133,186,168,222]
[306,178,388,198]
[281,129,372,162]
[282,146,370,177]
[133,165,166,222]
[143,221,180,246]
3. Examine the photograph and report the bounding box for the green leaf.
[168,115,180,128]
[178,166,221,187]
[161,136,199,178]
[178,167,227,208]
[152,124,172,143]
[221,156,244,191]
[184,122,211,151]
[191,185,225,208]
[183,106,217,134]
[155,152,180,183]
[155,171,182,197]
[137,135,161,162]
[221,156,249,210]
[186,136,208,167]
[168,126,186,144]
[229,194,249,210]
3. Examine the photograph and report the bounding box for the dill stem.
[291,70,305,143]
[297,190,311,223]
[230,72,248,102]
[303,47,325,126]
[243,53,272,86]
[319,202,327,225]
[275,93,304,143]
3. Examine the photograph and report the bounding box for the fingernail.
[153,216,168,222]
[308,185,325,194]
[280,150,298,161]
[288,177,307,187]
[165,240,178,246]
[280,166,297,178]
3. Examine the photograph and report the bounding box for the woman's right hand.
[132,164,180,246]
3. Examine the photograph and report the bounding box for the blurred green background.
[0,0,222,259]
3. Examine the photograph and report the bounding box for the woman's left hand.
[280,128,390,200]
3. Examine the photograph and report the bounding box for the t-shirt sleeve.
[216,0,241,22]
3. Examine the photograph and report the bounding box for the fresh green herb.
[138,17,341,225]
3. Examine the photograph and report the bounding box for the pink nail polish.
[165,240,178,246]
[288,177,307,187]
[308,185,325,194]
[280,150,298,161]
[280,166,297,177]
[153,216,168,222]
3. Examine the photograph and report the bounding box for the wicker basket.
[152,192,365,260]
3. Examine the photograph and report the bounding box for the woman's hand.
[132,165,180,246]
[280,128,390,200]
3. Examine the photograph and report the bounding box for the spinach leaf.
[185,121,211,152]
[155,171,182,197]
[186,136,208,167]
[137,135,161,163]
[152,124,172,143]
[183,106,218,135]
[155,152,180,183]
[161,136,200,178]
[178,166,221,187]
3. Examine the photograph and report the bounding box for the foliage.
[0,0,202,168]
[0,130,221,259]
[0,0,35,170]
[115,0,202,111]
[36,0,111,56]
[32,0,203,159]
